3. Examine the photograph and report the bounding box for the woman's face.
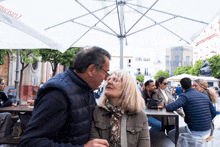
[0,80,5,91]
[193,81,203,92]
[104,74,122,99]
[159,79,168,90]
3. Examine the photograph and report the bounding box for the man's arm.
[18,90,79,147]
[209,101,216,119]
[166,95,187,112]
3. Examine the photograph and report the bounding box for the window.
[185,56,191,65]
[166,55,170,66]
[32,60,38,70]
[128,59,131,67]
[174,55,180,67]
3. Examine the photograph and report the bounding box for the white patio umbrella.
[167,74,198,82]
[1,0,220,69]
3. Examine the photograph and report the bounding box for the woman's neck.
[109,97,119,106]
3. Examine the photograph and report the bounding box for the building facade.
[192,15,220,64]
[0,50,64,101]
[166,46,193,76]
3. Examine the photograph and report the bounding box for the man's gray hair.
[73,46,111,73]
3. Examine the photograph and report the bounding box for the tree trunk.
[52,64,58,77]
[19,68,24,100]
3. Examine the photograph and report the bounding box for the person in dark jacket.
[142,79,161,131]
[18,47,111,147]
[0,78,13,107]
[166,77,216,143]
[175,84,183,99]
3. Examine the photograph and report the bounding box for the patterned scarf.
[105,99,124,147]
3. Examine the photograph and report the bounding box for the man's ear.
[86,64,96,76]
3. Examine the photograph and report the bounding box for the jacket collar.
[185,88,194,92]
[66,67,92,91]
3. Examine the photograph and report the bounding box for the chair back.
[177,133,213,147]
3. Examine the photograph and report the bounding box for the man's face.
[146,82,156,93]
[91,56,110,90]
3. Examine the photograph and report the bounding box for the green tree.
[189,60,204,76]
[174,66,193,76]
[136,74,144,83]
[0,50,8,65]
[39,47,81,77]
[12,49,41,99]
[154,70,169,80]
[207,55,220,79]
[173,67,182,76]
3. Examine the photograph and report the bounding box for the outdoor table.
[0,105,33,145]
[0,105,33,113]
[142,108,179,147]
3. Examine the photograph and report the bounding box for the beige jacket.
[152,88,184,125]
[90,106,150,147]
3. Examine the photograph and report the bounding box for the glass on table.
[12,98,18,107]
[27,97,34,106]
[157,100,164,110]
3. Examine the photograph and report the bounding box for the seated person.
[193,79,217,104]
[0,78,13,107]
[152,77,184,133]
[0,78,15,137]
[166,78,216,143]
[142,79,162,131]
[90,70,150,147]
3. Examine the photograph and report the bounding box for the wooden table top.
[0,105,33,113]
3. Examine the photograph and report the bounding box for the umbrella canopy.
[167,74,198,82]
[1,0,220,68]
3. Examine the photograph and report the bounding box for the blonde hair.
[99,70,145,113]
[194,79,217,103]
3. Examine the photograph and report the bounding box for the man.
[175,84,183,99]
[18,47,111,147]
[142,79,161,131]
[166,77,216,143]
[136,80,142,92]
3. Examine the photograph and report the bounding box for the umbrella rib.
[45,3,115,30]
[126,5,190,44]
[116,0,122,36]
[127,17,175,36]
[126,0,159,35]
[159,25,190,44]
[76,0,118,35]
[69,5,117,47]
[127,2,209,25]
[71,21,116,37]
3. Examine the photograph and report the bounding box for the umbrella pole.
[15,49,20,103]
[120,37,123,69]
[119,2,124,70]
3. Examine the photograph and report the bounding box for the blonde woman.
[90,70,150,147]
[193,79,217,104]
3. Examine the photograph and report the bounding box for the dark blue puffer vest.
[34,67,96,145]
